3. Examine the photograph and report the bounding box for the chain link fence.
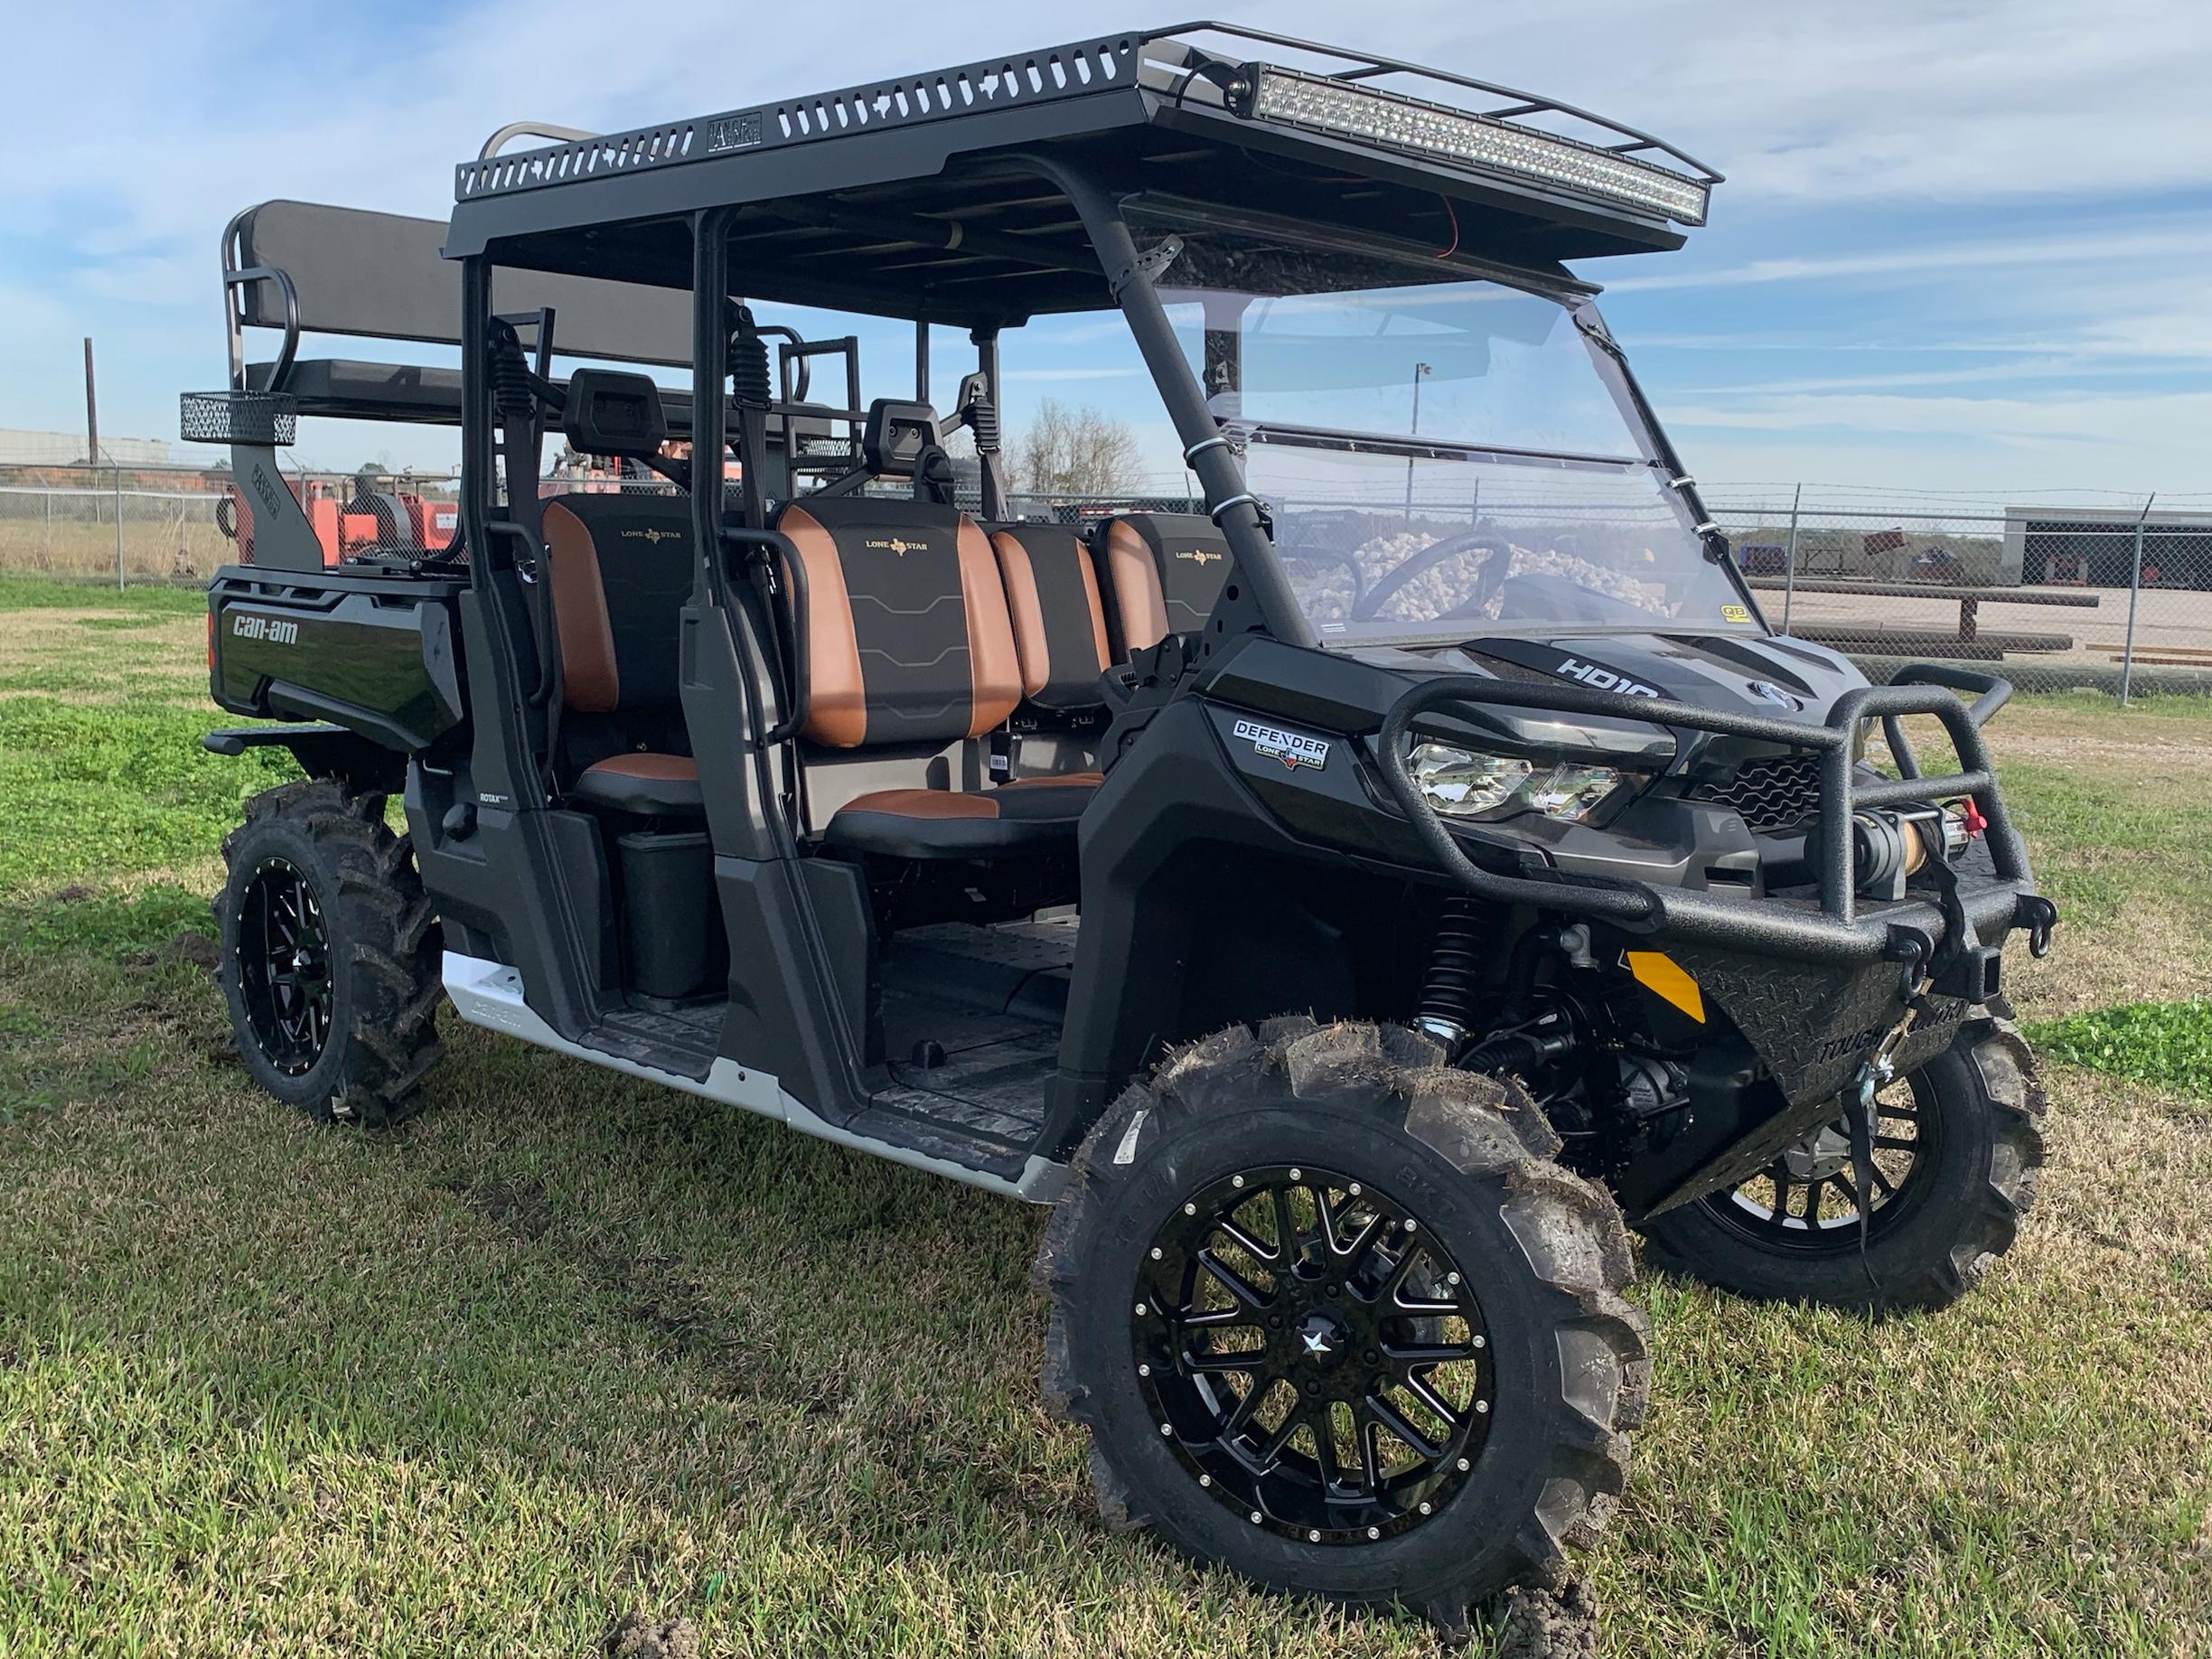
[6,464,2209,703]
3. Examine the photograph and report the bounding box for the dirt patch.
[603,1611,699,1659]
[1493,1579,1599,1659]
[127,931,220,978]
[455,1176,557,1241]
[50,885,94,904]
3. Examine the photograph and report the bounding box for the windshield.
[1158,266,1757,645]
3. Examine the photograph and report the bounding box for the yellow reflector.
[1625,951,1705,1024]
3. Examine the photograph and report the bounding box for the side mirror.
[561,368,668,459]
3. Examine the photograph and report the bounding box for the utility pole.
[83,337,100,464]
[1404,361,1431,523]
[2118,492,2156,708]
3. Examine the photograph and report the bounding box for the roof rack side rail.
[479,121,600,162]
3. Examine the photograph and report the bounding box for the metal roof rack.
[455,32,1146,202]
[451,22,1718,226]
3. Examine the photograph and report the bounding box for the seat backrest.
[1094,512,1236,657]
[540,493,696,714]
[987,524,1112,713]
[777,495,1021,748]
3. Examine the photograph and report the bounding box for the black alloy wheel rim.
[1705,1070,1939,1252]
[236,858,333,1075]
[1132,1165,1494,1545]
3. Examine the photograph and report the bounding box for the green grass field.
[1,576,2207,1657]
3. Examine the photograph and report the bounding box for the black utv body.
[191,23,2052,1629]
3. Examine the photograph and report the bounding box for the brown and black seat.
[987,522,1116,716]
[1093,511,1237,658]
[539,493,706,816]
[778,494,1099,858]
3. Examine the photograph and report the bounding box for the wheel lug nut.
[1138,1364,1151,1377]
[1348,1183,1362,1196]
[1304,1381,1319,1396]
[1199,1475,1211,1487]
[1250,1511,1262,1524]
[1365,1525,1380,1540]
[1364,1350,1379,1364]
[1457,1457,1471,1472]
[1134,1302,1148,1316]
[1149,1247,1163,1260]
[1288,1167,1302,1181]
[1159,1422,1173,1435]
[1472,1335,1485,1349]
[1447,1271,1461,1286]
[1184,1202,1197,1215]
[1419,1502,1433,1516]
[1403,1219,1417,1233]
[1308,1529,1321,1542]
[1232,1175,1245,1189]
[1475,1400,1490,1414]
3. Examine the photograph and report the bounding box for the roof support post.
[1049,164,1315,651]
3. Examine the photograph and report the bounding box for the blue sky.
[3,0,2207,499]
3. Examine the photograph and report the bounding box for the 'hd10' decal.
[1554,656,1660,698]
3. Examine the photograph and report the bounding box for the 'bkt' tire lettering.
[1556,657,1661,698]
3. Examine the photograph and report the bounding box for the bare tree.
[1007,398,1140,497]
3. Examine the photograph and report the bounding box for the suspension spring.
[1413,895,1487,1054]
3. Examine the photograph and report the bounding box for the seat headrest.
[860,399,941,479]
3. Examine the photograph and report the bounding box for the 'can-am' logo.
[230,614,299,646]
[1555,656,1660,698]
[1233,717,1329,771]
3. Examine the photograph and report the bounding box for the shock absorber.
[1413,895,1486,1054]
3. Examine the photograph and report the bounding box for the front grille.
[1698,753,1821,831]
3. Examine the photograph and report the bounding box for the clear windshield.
[1158,270,1756,644]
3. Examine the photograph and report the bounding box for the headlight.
[1410,742,1641,823]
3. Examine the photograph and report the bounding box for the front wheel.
[1638,1006,2044,1314]
[1035,1017,1648,1630]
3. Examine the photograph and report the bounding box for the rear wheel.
[1036,1018,1647,1630]
[1639,1006,2043,1313]
[217,780,444,1126]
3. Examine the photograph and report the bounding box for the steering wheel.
[1279,541,1369,614]
[1350,533,1513,624]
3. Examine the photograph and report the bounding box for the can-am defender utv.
[189,23,2054,1628]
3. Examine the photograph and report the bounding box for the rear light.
[207,611,215,670]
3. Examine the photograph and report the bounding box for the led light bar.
[1247,68,1711,228]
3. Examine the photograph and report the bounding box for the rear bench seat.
[539,493,705,816]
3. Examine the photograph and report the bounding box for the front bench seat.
[540,494,706,816]
[987,523,1113,713]
[1095,511,1237,656]
[778,495,1097,855]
